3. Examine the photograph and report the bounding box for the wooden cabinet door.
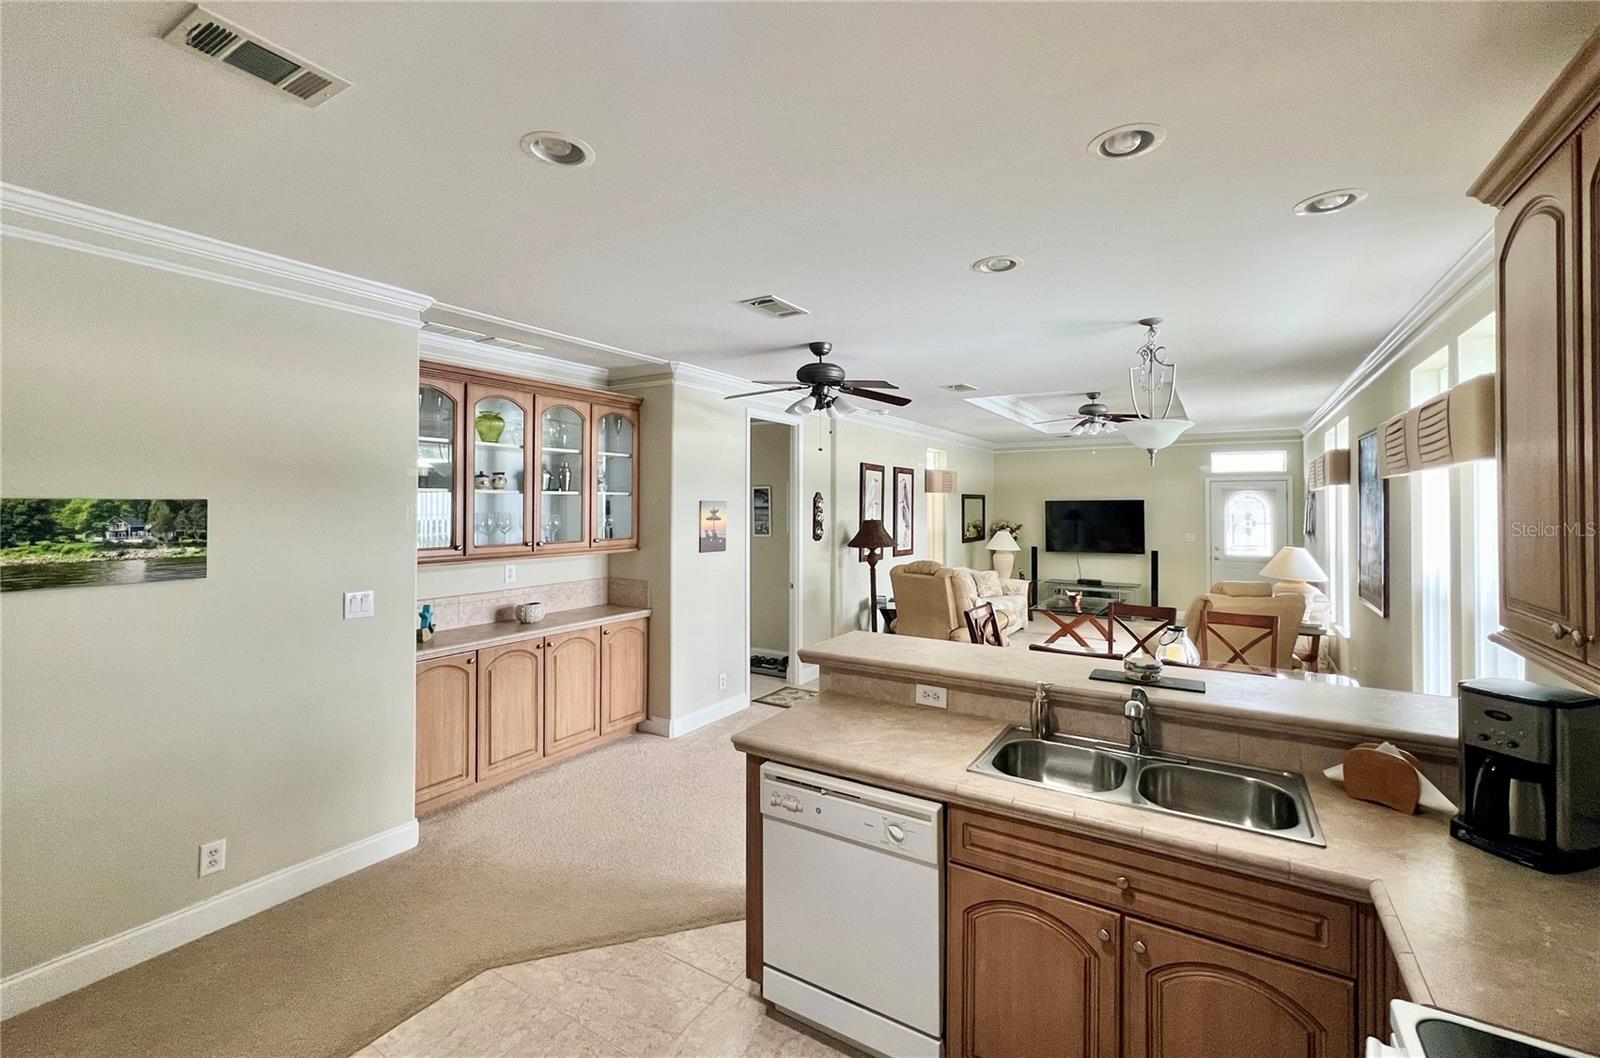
[1580,115,1600,673]
[464,383,535,558]
[1123,919,1354,1058]
[600,618,648,733]
[416,654,476,805]
[1495,137,1591,664]
[417,375,467,561]
[477,640,543,778]
[947,864,1119,1058]
[592,403,639,550]
[534,395,593,556]
[543,626,601,754]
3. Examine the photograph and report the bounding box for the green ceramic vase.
[475,410,506,443]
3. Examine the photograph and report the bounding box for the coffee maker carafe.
[1452,678,1600,873]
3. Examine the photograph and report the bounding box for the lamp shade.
[924,469,958,494]
[1260,545,1328,583]
[1118,417,1194,452]
[847,518,895,551]
[985,529,1020,552]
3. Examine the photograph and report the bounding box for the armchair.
[1183,581,1306,670]
[889,561,1028,642]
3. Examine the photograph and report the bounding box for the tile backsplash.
[420,577,648,629]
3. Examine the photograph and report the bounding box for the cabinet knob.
[1570,628,1587,647]
[1115,875,1131,891]
[1097,928,1111,942]
[1551,622,1568,639]
[1133,940,1147,955]
[465,656,475,664]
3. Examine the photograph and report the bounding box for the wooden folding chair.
[1033,608,1115,654]
[1107,602,1177,657]
[964,602,1005,646]
[1197,611,1280,669]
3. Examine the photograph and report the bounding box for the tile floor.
[354,921,858,1058]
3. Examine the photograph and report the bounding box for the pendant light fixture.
[1120,317,1194,464]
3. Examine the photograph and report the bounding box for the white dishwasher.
[760,762,942,1058]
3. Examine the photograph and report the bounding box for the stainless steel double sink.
[969,727,1325,846]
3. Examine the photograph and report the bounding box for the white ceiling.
[4,2,1596,442]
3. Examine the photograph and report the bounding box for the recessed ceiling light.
[1088,123,1166,160]
[519,131,594,167]
[972,255,1023,273]
[1293,188,1367,215]
[941,383,980,393]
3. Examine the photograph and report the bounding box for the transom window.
[1223,490,1273,557]
[1210,450,1288,474]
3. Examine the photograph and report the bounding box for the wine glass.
[549,514,562,542]
[475,514,492,545]
[494,513,513,543]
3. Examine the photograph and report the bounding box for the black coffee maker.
[1452,678,1600,873]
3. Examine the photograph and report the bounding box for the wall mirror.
[961,494,986,542]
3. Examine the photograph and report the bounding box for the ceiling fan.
[1031,391,1134,436]
[724,341,911,416]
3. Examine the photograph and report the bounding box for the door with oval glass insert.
[465,384,534,557]
[593,403,638,550]
[535,395,592,554]
[417,377,466,559]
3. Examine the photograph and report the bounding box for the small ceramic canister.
[515,602,545,624]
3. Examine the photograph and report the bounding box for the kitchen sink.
[1136,762,1304,833]
[969,728,1324,846]
[989,738,1129,792]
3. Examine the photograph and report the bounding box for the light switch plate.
[504,564,517,584]
[915,684,947,708]
[343,591,374,619]
[1184,532,1197,542]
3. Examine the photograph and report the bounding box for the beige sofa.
[890,560,1029,642]
[1183,580,1307,670]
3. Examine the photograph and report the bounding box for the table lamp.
[848,519,896,632]
[1260,546,1330,627]
[986,528,1020,579]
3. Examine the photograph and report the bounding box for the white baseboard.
[638,692,750,738]
[0,818,419,1020]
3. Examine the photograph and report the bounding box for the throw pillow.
[973,570,1002,597]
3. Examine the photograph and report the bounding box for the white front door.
[1207,478,1289,586]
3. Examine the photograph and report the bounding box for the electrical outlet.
[199,839,226,877]
[504,564,517,585]
[719,672,728,691]
[343,590,374,620]
[915,684,948,708]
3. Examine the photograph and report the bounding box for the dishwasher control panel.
[760,762,941,864]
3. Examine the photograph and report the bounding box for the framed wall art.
[751,485,772,537]
[858,463,884,562]
[892,466,914,556]
[698,500,727,553]
[1,497,208,593]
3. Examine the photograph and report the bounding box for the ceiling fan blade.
[842,380,898,390]
[1030,416,1082,426]
[749,380,803,385]
[1104,413,1138,421]
[841,385,912,407]
[723,386,806,400]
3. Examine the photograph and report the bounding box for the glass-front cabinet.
[418,366,639,563]
[593,404,638,550]
[535,395,591,554]
[465,384,534,557]
[417,380,466,558]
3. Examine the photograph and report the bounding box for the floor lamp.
[848,518,895,632]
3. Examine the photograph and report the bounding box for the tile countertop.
[732,693,1600,1052]
[802,631,1459,750]
[416,604,650,662]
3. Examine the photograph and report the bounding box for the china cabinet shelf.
[475,489,524,496]
[543,446,581,455]
[599,451,633,458]
[600,491,632,497]
[419,435,453,445]
[474,440,523,450]
[543,491,580,497]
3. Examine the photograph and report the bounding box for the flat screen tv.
[1044,500,1146,555]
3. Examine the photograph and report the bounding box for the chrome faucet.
[1124,688,1152,755]
[1030,682,1054,740]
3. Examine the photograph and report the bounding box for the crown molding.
[0,184,432,327]
[428,302,665,367]
[993,426,1302,455]
[418,330,610,388]
[1299,230,1494,436]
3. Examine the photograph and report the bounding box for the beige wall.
[1303,277,1496,692]
[994,439,1304,613]
[749,421,791,653]
[0,237,419,974]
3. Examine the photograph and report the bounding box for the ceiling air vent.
[941,383,980,393]
[739,295,809,319]
[163,6,350,107]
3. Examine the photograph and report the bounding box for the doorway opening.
[1205,476,1291,587]
[746,413,802,702]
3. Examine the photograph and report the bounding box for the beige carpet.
[1,705,777,1058]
